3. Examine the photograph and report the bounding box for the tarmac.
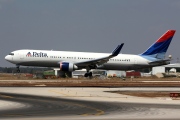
[0,87,180,120]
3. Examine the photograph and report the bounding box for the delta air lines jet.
[5,30,176,77]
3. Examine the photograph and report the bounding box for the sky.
[0,0,180,67]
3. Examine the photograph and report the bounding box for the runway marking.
[48,89,71,96]
[48,89,104,116]
[81,113,89,116]
[72,103,105,116]
[2,114,23,117]
[81,109,104,116]
[0,94,13,98]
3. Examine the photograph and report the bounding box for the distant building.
[152,63,180,75]
[106,70,126,77]
[72,69,106,78]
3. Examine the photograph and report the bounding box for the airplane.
[5,30,176,77]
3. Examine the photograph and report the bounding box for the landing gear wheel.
[17,69,20,73]
[84,73,89,77]
[89,72,93,79]
[16,65,20,73]
[89,72,92,77]
[84,72,93,78]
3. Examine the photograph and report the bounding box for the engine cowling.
[60,62,78,71]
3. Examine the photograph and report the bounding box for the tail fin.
[140,30,176,59]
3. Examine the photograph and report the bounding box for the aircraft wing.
[74,43,124,69]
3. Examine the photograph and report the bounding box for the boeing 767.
[5,30,176,77]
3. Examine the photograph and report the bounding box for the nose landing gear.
[16,65,20,73]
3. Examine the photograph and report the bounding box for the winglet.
[111,43,124,56]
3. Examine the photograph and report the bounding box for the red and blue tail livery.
[141,30,176,59]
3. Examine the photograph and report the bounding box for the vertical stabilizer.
[140,30,176,59]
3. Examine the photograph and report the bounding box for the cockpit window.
[9,53,14,56]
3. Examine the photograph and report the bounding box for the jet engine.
[60,62,78,71]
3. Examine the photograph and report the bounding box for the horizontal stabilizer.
[149,59,170,65]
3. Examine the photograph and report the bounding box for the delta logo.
[26,52,48,57]
[26,52,32,57]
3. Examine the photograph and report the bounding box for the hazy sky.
[1,0,180,67]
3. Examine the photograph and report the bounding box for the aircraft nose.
[5,55,8,60]
[5,55,10,61]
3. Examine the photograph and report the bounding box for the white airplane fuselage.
[5,49,159,70]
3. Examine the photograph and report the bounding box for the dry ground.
[1,73,180,98]
[0,73,180,87]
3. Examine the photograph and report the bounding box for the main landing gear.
[16,65,20,73]
[84,72,92,78]
[84,69,92,78]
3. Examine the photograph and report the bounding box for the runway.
[0,87,180,120]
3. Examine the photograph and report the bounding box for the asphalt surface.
[0,92,109,118]
[0,92,180,120]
